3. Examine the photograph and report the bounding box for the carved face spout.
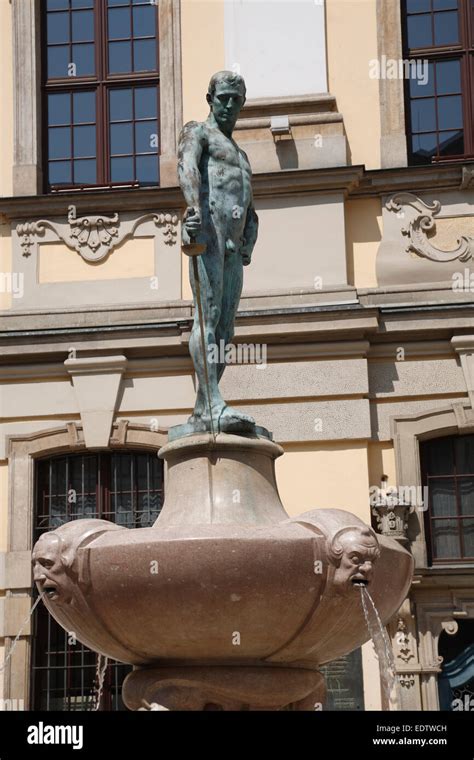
[330,528,380,594]
[32,533,74,606]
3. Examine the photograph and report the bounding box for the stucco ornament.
[386,192,474,263]
[17,207,179,262]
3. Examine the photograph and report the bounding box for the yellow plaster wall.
[181,0,225,124]
[0,223,13,311]
[38,238,155,283]
[0,462,8,554]
[345,198,382,288]
[326,0,381,169]
[0,0,13,198]
[276,442,371,523]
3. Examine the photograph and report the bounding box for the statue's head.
[328,526,380,593]
[207,70,246,132]
[32,531,76,605]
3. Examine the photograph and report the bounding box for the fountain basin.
[32,433,414,709]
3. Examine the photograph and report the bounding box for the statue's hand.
[183,206,202,239]
[241,243,252,266]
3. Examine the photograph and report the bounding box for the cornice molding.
[1,162,473,220]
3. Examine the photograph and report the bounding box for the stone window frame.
[376,0,408,168]
[415,592,474,710]
[11,0,182,196]
[391,401,474,568]
[1,422,167,708]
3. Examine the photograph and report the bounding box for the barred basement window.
[420,435,474,563]
[42,0,160,190]
[31,451,164,711]
[402,0,474,163]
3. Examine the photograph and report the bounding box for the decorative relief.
[17,206,179,262]
[395,617,415,665]
[386,192,474,264]
[399,674,416,689]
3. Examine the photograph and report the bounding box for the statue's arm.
[177,121,205,217]
[242,204,259,266]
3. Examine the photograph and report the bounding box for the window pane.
[412,132,437,161]
[430,478,457,516]
[109,88,133,121]
[422,437,454,475]
[108,0,130,5]
[133,39,156,71]
[434,11,459,44]
[433,0,457,8]
[47,0,69,9]
[409,61,435,97]
[47,45,70,78]
[459,478,474,516]
[132,5,156,37]
[110,122,133,154]
[135,120,158,153]
[437,95,463,129]
[49,127,71,159]
[436,59,461,94]
[411,98,437,132]
[455,436,474,474]
[136,154,158,183]
[71,10,94,42]
[47,11,70,44]
[49,161,72,184]
[439,129,463,155]
[462,518,474,557]
[71,43,95,76]
[407,14,433,47]
[71,0,94,7]
[109,40,132,73]
[432,519,461,559]
[73,91,96,123]
[108,8,132,39]
[407,0,431,11]
[73,125,96,157]
[74,159,97,184]
[111,156,134,181]
[48,93,71,125]
[135,87,157,118]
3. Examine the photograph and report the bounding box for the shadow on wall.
[275,137,299,170]
[345,198,382,288]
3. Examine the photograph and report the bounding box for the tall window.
[402,0,474,163]
[420,435,474,563]
[43,0,160,190]
[31,451,164,710]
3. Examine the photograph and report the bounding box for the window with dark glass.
[420,435,474,563]
[43,0,160,189]
[402,0,474,163]
[31,451,164,710]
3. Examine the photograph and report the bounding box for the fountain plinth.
[32,432,414,711]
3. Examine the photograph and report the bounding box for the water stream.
[92,653,109,711]
[359,585,400,711]
[0,593,44,674]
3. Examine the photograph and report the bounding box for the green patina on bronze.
[173,70,266,441]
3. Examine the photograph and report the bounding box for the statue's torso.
[200,125,253,242]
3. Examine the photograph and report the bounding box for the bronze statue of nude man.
[176,70,260,438]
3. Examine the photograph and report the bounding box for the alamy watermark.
[207,340,267,369]
[369,56,429,86]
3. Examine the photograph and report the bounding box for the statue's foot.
[216,404,256,434]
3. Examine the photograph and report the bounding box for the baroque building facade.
[0,0,473,711]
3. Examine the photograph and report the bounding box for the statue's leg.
[214,249,255,432]
[188,240,226,424]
